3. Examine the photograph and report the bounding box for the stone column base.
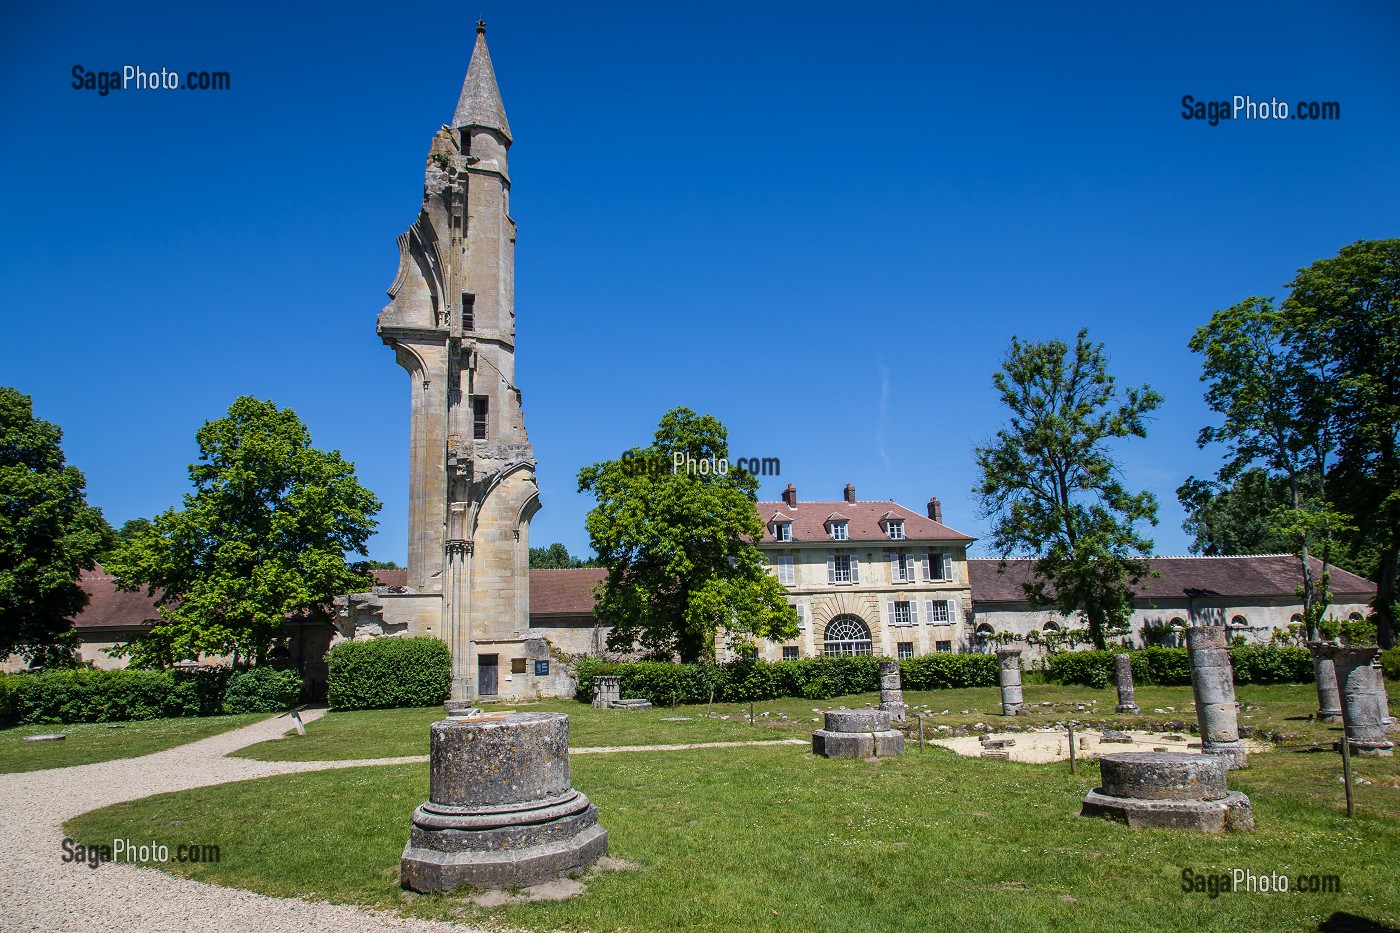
[1081,789,1254,832]
[401,791,608,891]
[1202,741,1248,770]
[1116,704,1140,714]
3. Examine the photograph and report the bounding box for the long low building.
[7,528,1375,695]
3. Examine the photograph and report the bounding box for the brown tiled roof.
[71,566,163,630]
[755,500,974,544]
[529,568,606,615]
[969,555,1376,603]
[371,569,408,588]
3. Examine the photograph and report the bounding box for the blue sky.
[2,1,1397,565]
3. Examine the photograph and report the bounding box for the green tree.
[974,330,1161,649]
[1183,296,1345,638]
[529,542,599,569]
[1178,469,1298,557]
[358,559,402,571]
[0,388,110,666]
[577,407,797,663]
[1284,239,1400,647]
[106,397,380,667]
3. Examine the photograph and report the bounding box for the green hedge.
[325,637,451,710]
[0,665,301,726]
[1383,648,1399,683]
[223,667,303,713]
[574,654,999,706]
[1046,646,1314,688]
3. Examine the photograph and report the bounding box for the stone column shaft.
[1321,646,1394,756]
[1114,653,1139,714]
[997,648,1024,716]
[878,660,907,722]
[1187,626,1246,770]
[1308,643,1343,723]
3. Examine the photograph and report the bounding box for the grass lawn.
[67,733,1400,931]
[235,683,1373,762]
[235,698,786,761]
[0,714,269,773]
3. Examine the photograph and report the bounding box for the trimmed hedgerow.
[0,674,16,727]
[325,637,451,711]
[1046,646,1314,688]
[5,668,177,724]
[222,667,303,713]
[573,653,998,706]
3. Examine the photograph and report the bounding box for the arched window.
[1169,617,1186,628]
[823,616,873,657]
[975,623,995,637]
[1290,613,1304,626]
[1348,612,1364,622]
[1042,620,1061,633]
[1230,614,1248,628]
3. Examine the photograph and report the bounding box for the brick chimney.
[843,483,856,504]
[781,483,797,508]
[927,497,943,522]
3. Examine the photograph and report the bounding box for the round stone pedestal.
[812,709,905,759]
[1080,751,1253,832]
[401,712,607,892]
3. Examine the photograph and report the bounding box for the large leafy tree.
[106,397,380,666]
[1178,469,1298,558]
[1284,239,1400,646]
[0,388,109,665]
[577,407,797,663]
[1181,296,1344,638]
[974,330,1161,649]
[529,542,599,569]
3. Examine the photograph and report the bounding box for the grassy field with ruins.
[67,686,1400,932]
[233,682,1354,763]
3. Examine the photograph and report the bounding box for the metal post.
[1068,722,1077,775]
[1340,726,1355,818]
[749,701,755,726]
[918,714,926,753]
[707,687,715,718]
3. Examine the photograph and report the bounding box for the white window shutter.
[889,552,900,582]
[948,598,959,624]
[920,553,930,580]
[925,599,935,623]
[796,603,807,629]
[886,600,895,625]
[827,554,835,584]
[851,553,860,583]
[944,553,953,581]
[909,599,919,625]
[905,554,916,581]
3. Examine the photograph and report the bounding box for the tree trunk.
[1376,548,1398,649]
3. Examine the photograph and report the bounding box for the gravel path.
[0,710,481,933]
[0,715,808,932]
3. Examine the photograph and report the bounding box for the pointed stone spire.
[452,21,511,142]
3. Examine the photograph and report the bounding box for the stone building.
[748,484,976,661]
[335,24,545,702]
[969,554,1377,658]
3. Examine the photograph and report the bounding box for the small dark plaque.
[534,660,550,676]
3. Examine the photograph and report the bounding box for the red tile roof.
[71,566,163,630]
[370,569,409,588]
[528,568,606,615]
[756,500,974,544]
[968,555,1376,603]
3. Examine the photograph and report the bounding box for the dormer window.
[886,519,905,540]
[830,521,849,541]
[773,522,792,542]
